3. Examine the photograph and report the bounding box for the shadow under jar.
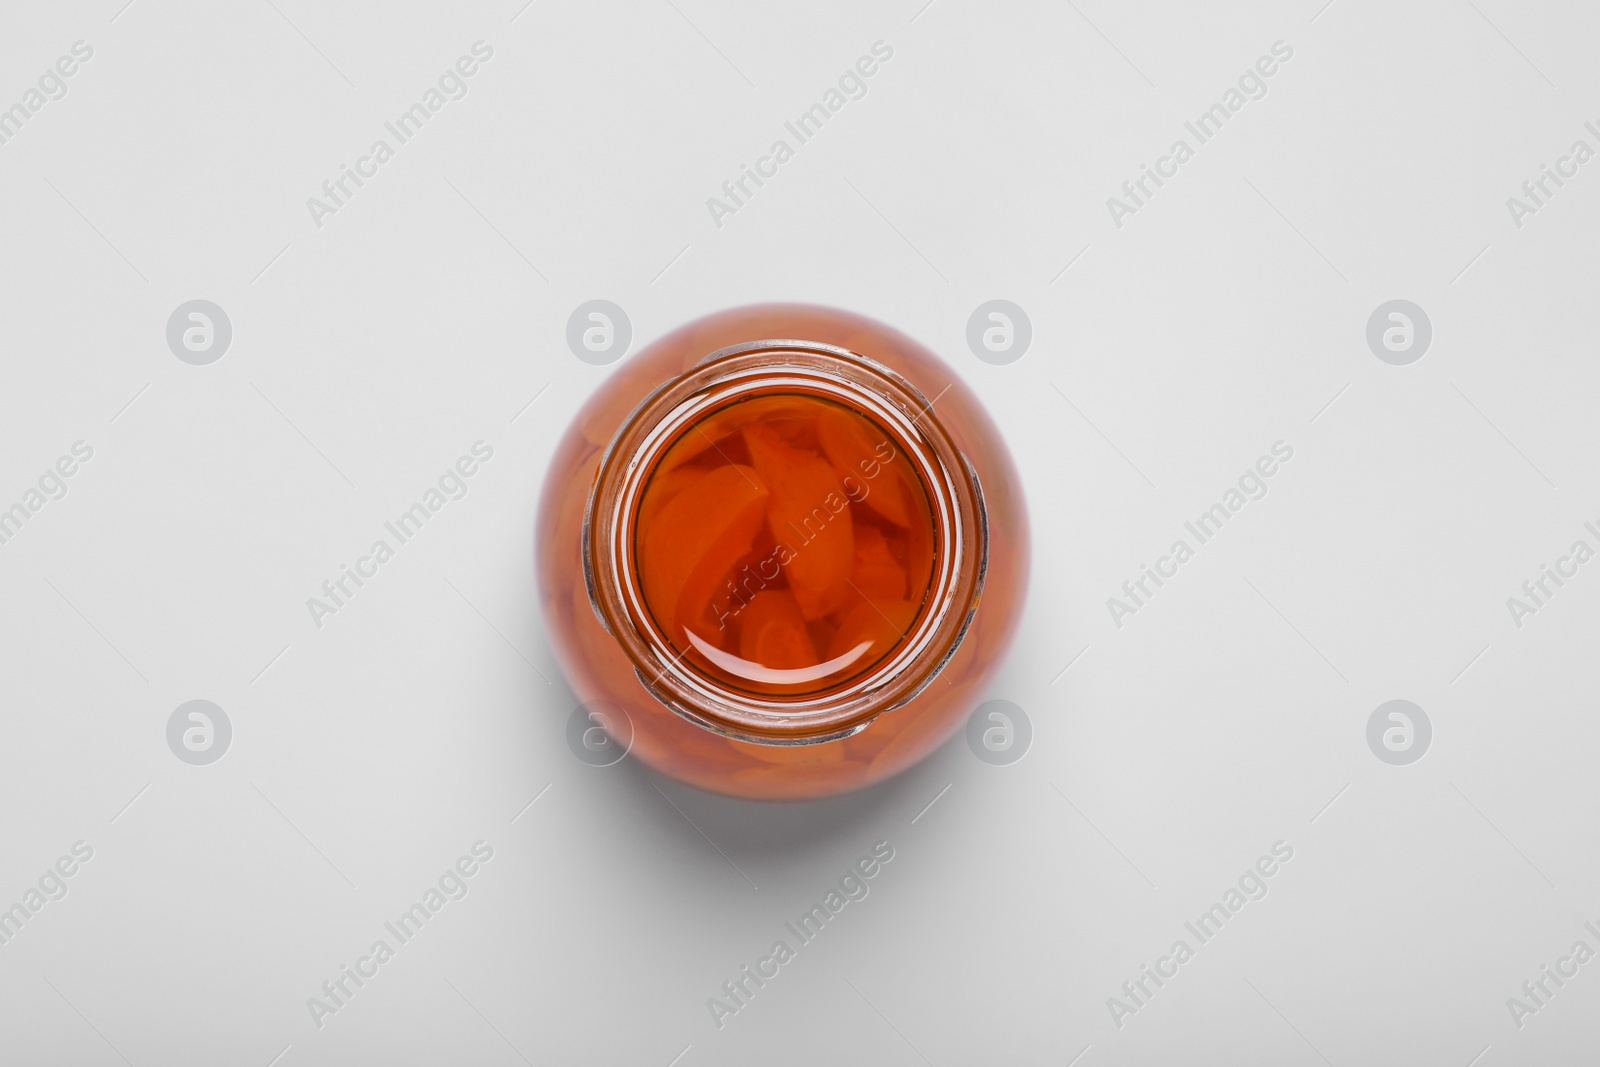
[537,305,1028,799]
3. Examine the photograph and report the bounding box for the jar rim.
[582,339,988,744]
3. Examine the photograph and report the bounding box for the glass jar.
[537,304,1028,799]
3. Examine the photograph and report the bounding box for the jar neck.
[583,340,988,745]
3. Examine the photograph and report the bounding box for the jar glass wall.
[537,305,1028,799]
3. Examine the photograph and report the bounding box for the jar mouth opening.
[583,340,987,745]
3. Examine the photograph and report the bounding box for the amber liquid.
[537,305,1029,800]
[635,394,936,699]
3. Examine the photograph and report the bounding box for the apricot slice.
[639,464,769,640]
[902,494,935,606]
[742,423,854,620]
[826,598,918,664]
[730,734,848,765]
[729,759,869,793]
[763,415,822,451]
[817,407,914,527]
[637,465,704,541]
[851,525,907,600]
[737,589,817,670]
[657,397,813,474]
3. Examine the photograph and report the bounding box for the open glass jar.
[537,305,1027,799]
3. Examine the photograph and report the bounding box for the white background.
[1,0,1598,1063]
